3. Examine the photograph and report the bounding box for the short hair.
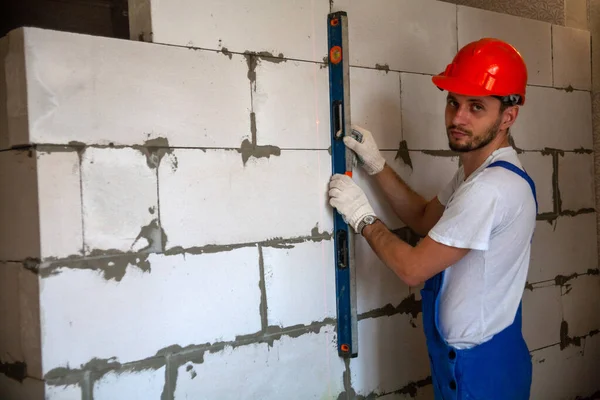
[494,94,521,112]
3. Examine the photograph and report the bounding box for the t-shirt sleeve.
[428,181,500,251]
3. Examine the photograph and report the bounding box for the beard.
[446,115,502,153]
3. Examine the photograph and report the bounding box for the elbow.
[402,273,423,288]
[390,257,422,287]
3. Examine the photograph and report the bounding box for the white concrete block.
[39,249,262,374]
[518,151,554,214]
[457,6,552,86]
[45,383,82,400]
[511,86,592,150]
[174,325,345,400]
[81,147,158,254]
[253,59,330,149]
[0,148,83,261]
[4,29,28,150]
[558,152,595,211]
[391,151,460,203]
[522,283,562,351]
[0,263,42,379]
[159,149,332,250]
[37,150,84,259]
[355,234,411,315]
[130,0,329,63]
[332,0,457,74]
[350,67,402,150]
[401,72,448,150]
[94,367,165,400]
[530,341,598,400]
[262,240,336,328]
[127,0,152,42]
[580,334,600,393]
[531,344,579,400]
[350,314,430,396]
[560,274,600,338]
[0,263,22,363]
[552,25,592,90]
[0,36,9,150]
[0,150,40,261]
[11,27,251,148]
[529,214,597,283]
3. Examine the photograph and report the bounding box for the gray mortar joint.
[236,50,285,166]
[40,290,434,399]
[38,224,330,281]
[44,317,338,399]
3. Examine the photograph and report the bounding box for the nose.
[451,104,469,126]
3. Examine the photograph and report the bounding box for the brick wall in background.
[0,0,599,399]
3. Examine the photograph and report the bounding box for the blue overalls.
[421,160,538,400]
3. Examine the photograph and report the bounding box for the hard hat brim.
[431,75,494,98]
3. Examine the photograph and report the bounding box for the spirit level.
[327,10,358,358]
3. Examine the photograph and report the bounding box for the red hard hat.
[432,38,528,105]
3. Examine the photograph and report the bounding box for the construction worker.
[328,38,536,400]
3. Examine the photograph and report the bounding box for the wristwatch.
[357,215,379,235]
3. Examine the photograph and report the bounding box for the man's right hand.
[343,125,386,176]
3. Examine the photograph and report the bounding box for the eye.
[471,103,485,112]
[447,99,458,108]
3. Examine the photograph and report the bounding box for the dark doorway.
[0,0,130,39]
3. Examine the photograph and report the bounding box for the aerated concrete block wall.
[0,0,598,399]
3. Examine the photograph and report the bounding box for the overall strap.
[487,160,538,214]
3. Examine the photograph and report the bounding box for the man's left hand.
[328,174,376,233]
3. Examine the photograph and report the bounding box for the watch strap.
[358,215,379,235]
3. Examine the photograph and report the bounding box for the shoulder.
[477,163,534,199]
[465,163,537,224]
[430,176,502,251]
[445,178,501,212]
[480,150,533,193]
[447,164,531,209]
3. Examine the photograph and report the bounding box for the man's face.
[444,93,504,153]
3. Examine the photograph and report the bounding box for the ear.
[501,106,519,130]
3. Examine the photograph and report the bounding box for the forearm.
[373,164,430,235]
[361,219,420,286]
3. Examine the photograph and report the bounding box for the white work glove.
[344,125,385,175]
[328,174,376,233]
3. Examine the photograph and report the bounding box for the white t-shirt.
[428,146,536,349]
